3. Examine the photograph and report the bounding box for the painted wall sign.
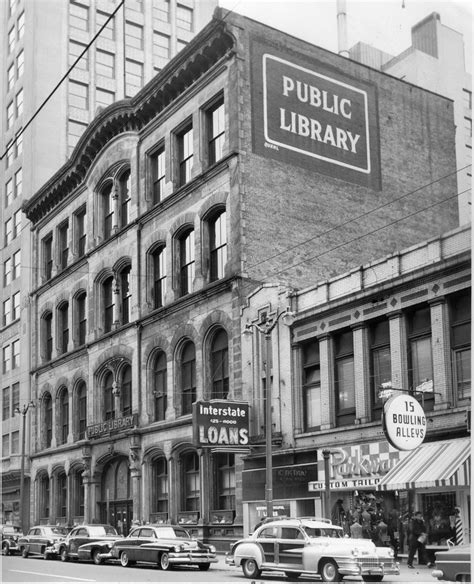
[251,39,381,189]
[193,400,249,448]
[86,414,137,439]
[383,394,427,451]
[243,463,318,500]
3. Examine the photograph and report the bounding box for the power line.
[0,1,125,161]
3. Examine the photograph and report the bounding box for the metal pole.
[323,449,331,519]
[19,410,26,532]
[265,331,273,520]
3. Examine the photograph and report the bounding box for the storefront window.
[449,290,471,401]
[421,492,457,545]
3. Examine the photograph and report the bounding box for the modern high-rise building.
[0,0,216,528]
[350,11,472,225]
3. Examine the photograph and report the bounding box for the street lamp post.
[15,401,35,532]
[244,307,294,520]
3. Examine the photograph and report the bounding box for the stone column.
[112,182,120,234]
[129,435,141,523]
[112,276,121,329]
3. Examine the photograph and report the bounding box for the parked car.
[98,524,217,570]
[18,525,70,559]
[226,517,399,582]
[432,544,471,582]
[54,524,120,564]
[1,524,23,556]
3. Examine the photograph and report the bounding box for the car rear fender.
[233,542,264,567]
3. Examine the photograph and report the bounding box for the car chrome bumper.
[225,553,235,566]
[339,560,399,577]
[168,552,217,564]
[97,551,114,561]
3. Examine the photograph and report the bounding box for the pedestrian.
[331,499,346,527]
[407,511,432,568]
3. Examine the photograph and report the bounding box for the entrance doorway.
[100,500,133,536]
[100,456,133,535]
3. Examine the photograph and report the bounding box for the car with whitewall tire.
[55,524,120,564]
[226,517,399,582]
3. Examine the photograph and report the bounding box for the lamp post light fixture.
[14,401,35,532]
[243,306,295,520]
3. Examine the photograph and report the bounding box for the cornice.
[23,14,235,225]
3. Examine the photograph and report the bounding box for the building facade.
[19,8,460,546]
[241,225,471,545]
[0,0,216,528]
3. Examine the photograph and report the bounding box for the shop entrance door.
[100,456,133,535]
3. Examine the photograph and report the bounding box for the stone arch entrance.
[99,456,132,535]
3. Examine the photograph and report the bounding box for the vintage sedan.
[1,524,23,555]
[56,524,120,564]
[18,525,70,558]
[99,524,217,570]
[432,544,471,582]
[226,518,399,582]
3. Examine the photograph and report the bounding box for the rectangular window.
[8,27,15,53]
[8,64,15,91]
[370,319,391,419]
[9,0,16,17]
[77,294,86,346]
[7,102,14,129]
[4,258,12,286]
[179,230,195,296]
[465,117,472,139]
[153,247,166,308]
[2,387,10,420]
[153,32,170,68]
[125,21,143,50]
[6,179,13,207]
[450,290,471,400]
[3,345,11,373]
[3,298,11,327]
[178,124,193,186]
[70,1,89,32]
[96,88,115,109]
[125,59,143,97]
[6,142,14,169]
[2,435,8,457]
[12,382,19,413]
[152,0,169,23]
[75,207,86,257]
[12,292,20,320]
[334,330,355,426]
[302,340,321,430]
[11,339,19,369]
[177,4,193,31]
[13,210,21,238]
[16,50,24,78]
[96,10,114,40]
[11,430,19,454]
[59,304,69,354]
[207,98,225,165]
[104,278,114,333]
[69,40,88,70]
[12,250,20,280]
[15,168,22,198]
[210,211,227,281]
[17,11,25,39]
[5,218,13,246]
[408,305,434,411]
[58,221,69,270]
[43,234,53,280]
[69,80,89,110]
[120,268,131,325]
[96,49,115,78]
[16,89,23,117]
[463,89,472,110]
[15,130,23,157]
[68,119,88,155]
[44,314,53,361]
[151,146,166,203]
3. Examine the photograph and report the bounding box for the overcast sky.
[218,0,472,73]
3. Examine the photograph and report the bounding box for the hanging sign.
[382,394,426,451]
[193,400,249,448]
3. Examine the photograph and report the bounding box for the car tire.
[22,547,29,559]
[319,559,341,582]
[120,552,130,567]
[92,549,104,565]
[242,558,262,579]
[2,542,10,556]
[159,552,171,570]
[198,563,210,571]
[60,548,69,562]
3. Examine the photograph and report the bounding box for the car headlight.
[209,545,216,554]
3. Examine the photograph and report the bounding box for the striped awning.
[377,437,471,491]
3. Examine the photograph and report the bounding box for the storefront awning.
[376,437,471,491]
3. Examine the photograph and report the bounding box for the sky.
[217,0,472,73]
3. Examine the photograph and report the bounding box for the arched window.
[180,341,195,415]
[179,229,194,296]
[119,266,131,325]
[119,169,131,228]
[121,365,132,416]
[211,329,229,400]
[56,472,67,518]
[76,381,87,439]
[209,210,227,282]
[43,393,53,448]
[39,475,50,520]
[42,311,53,361]
[58,302,69,355]
[76,292,87,346]
[104,371,115,420]
[101,182,114,239]
[153,351,167,421]
[152,246,166,309]
[103,275,114,333]
[152,457,168,514]
[58,387,69,444]
[181,451,199,511]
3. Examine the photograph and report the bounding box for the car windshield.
[154,527,190,539]
[88,526,117,537]
[303,526,344,538]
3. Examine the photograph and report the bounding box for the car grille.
[358,557,382,569]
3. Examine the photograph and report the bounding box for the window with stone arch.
[149,243,167,309]
[58,386,69,445]
[118,168,131,228]
[120,364,132,416]
[208,208,227,282]
[152,350,167,422]
[42,310,53,362]
[151,455,168,515]
[210,328,229,400]
[179,340,196,416]
[103,370,115,421]
[39,473,50,520]
[42,392,53,449]
[100,179,114,240]
[75,380,87,439]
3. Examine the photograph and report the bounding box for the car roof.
[258,518,342,529]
